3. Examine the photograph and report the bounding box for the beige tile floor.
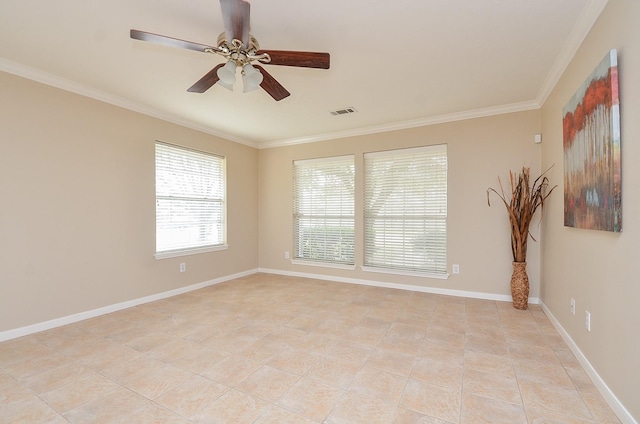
[0,273,621,423]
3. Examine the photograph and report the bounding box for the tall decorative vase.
[510,262,529,310]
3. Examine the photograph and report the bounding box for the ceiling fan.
[130,0,330,101]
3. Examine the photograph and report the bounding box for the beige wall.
[540,0,639,420]
[0,72,259,332]
[259,110,543,298]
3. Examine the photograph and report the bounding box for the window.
[364,145,448,276]
[155,142,226,258]
[293,156,355,266]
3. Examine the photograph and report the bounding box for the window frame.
[292,155,356,268]
[362,144,448,278]
[154,141,227,260]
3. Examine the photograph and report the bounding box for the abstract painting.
[563,49,621,232]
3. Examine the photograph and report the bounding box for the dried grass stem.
[487,167,557,262]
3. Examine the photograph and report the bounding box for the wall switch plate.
[179,263,186,273]
[452,264,460,274]
[585,310,591,331]
[284,251,290,259]
[570,298,576,315]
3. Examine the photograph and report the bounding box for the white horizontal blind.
[155,142,225,254]
[364,145,447,274]
[293,156,355,265]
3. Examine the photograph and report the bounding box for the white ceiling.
[0,0,608,148]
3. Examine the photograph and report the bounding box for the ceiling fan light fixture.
[242,63,263,93]
[217,60,237,85]
[218,79,234,91]
[130,0,330,100]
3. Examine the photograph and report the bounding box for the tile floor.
[0,273,621,423]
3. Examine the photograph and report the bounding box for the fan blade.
[187,64,225,93]
[220,0,250,47]
[130,29,215,53]
[254,65,290,101]
[258,50,330,69]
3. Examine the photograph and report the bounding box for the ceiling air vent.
[330,107,357,116]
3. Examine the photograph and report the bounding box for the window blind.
[364,145,447,274]
[155,142,225,254]
[293,156,355,265]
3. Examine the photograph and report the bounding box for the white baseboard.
[0,268,259,343]
[2,267,537,343]
[540,301,637,424]
[258,267,539,305]
[3,267,630,422]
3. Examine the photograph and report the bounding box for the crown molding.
[2,0,608,153]
[0,59,541,150]
[259,100,540,149]
[266,0,610,150]
[1,56,538,151]
[536,0,610,105]
[0,58,258,149]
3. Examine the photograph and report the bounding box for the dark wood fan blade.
[130,29,214,53]
[254,65,290,101]
[219,0,250,47]
[187,64,225,93]
[258,50,330,69]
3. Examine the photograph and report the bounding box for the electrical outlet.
[585,310,591,331]
[570,298,576,315]
[284,251,290,259]
[179,263,186,273]
[452,264,460,274]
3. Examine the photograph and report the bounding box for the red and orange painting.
[563,49,621,232]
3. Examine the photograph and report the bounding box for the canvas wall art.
[562,49,621,232]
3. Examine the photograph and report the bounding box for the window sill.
[361,266,449,280]
[155,244,229,260]
[291,259,356,271]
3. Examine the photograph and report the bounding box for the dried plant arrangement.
[487,167,557,263]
